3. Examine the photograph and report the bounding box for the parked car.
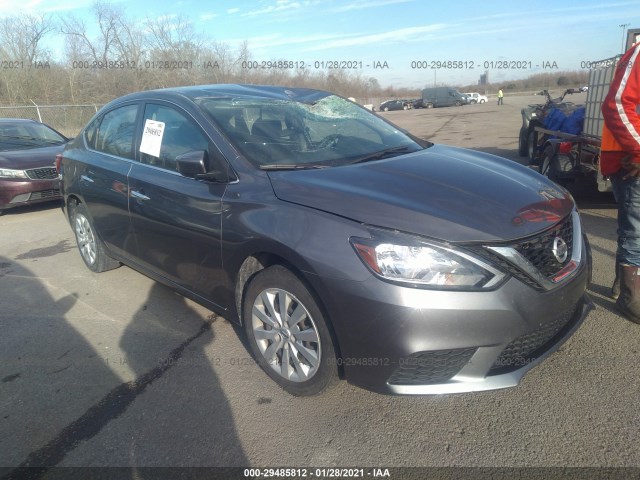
[60,84,592,396]
[410,98,425,109]
[464,92,488,104]
[379,100,410,111]
[0,119,67,215]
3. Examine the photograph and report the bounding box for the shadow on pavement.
[0,257,247,478]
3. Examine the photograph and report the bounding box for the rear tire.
[72,203,120,273]
[243,265,338,396]
[541,145,561,183]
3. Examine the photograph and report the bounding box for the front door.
[128,102,228,309]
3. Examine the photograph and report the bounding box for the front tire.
[72,203,120,273]
[527,129,538,164]
[518,127,528,157]
[243,265,338,396]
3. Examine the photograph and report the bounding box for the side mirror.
[176,150,208,178]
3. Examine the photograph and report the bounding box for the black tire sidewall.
[518,127,528,156]
[242,265,337,396]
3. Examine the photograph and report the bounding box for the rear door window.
[90,104,138,159]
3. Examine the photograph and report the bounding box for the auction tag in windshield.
[140,119,165,158]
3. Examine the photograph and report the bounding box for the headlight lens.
[0,168,28,179]
[351,236,505,290]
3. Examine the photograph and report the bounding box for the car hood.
[267,145,574,243]
[0,144,65,170]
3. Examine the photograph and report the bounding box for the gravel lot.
[1,93,637,477]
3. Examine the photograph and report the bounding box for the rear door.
[127,101,229,309]
[76,103,140,258]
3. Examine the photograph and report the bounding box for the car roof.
[104,84,332,109]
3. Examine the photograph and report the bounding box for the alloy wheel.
[74,213,97,266]
[251,288,321,382]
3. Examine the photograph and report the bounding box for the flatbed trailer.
[521,28,639,193]
[529,126,605,190]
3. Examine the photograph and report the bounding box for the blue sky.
[7,0,640,89]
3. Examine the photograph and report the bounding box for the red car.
[0,119,68,215]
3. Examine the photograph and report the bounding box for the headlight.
[0,168,28,179]
[351,235,506,290]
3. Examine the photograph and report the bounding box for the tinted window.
[140,104,209,172]
[94,104,138,159]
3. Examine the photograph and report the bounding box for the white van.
[464,92,488,104]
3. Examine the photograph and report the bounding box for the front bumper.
[0,178,61,211]
[313,236,592,395]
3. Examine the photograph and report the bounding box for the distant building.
[479,71,489,86]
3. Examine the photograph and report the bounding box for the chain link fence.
[0,104,102,137]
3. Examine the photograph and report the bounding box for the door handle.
[130,190,151,201]
[80,175,94,183]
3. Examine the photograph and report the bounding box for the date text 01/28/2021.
[409,60,560,69]
[243,468,391,478]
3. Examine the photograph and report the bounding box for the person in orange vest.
[601,36,640,322]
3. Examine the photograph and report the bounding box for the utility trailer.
[520,28,639,192]
[522,56,619,192]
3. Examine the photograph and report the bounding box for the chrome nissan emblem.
[552,237,568,263]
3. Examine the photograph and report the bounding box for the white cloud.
[199,13,218,21]
[303,24,447,50]
[242,1,302,17]
[0,0,91,15]
[244,32,356,50]
[332,0,413,13]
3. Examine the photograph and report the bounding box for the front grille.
[29,188,60,200]
[480,249,545,291]
[514,216,574,279]
[388,348,476,386]
[490,305,578,373]
[25,167,58,180]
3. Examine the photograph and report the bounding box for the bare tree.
[0,14,54,64]
[59,1,130,64]
[144,14,202,57]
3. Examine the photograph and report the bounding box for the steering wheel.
[317,134,343,150]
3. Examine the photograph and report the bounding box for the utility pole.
[620,23,630,53]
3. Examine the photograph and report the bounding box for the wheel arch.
[234,252,345,376]
[65,194,82,223]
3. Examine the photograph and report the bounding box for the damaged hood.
[266,145,574,243]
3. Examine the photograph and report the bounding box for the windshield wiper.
[349,146,414,164]
[0,134,38,140]
[259,164,329,171]
[0,134,62,145]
